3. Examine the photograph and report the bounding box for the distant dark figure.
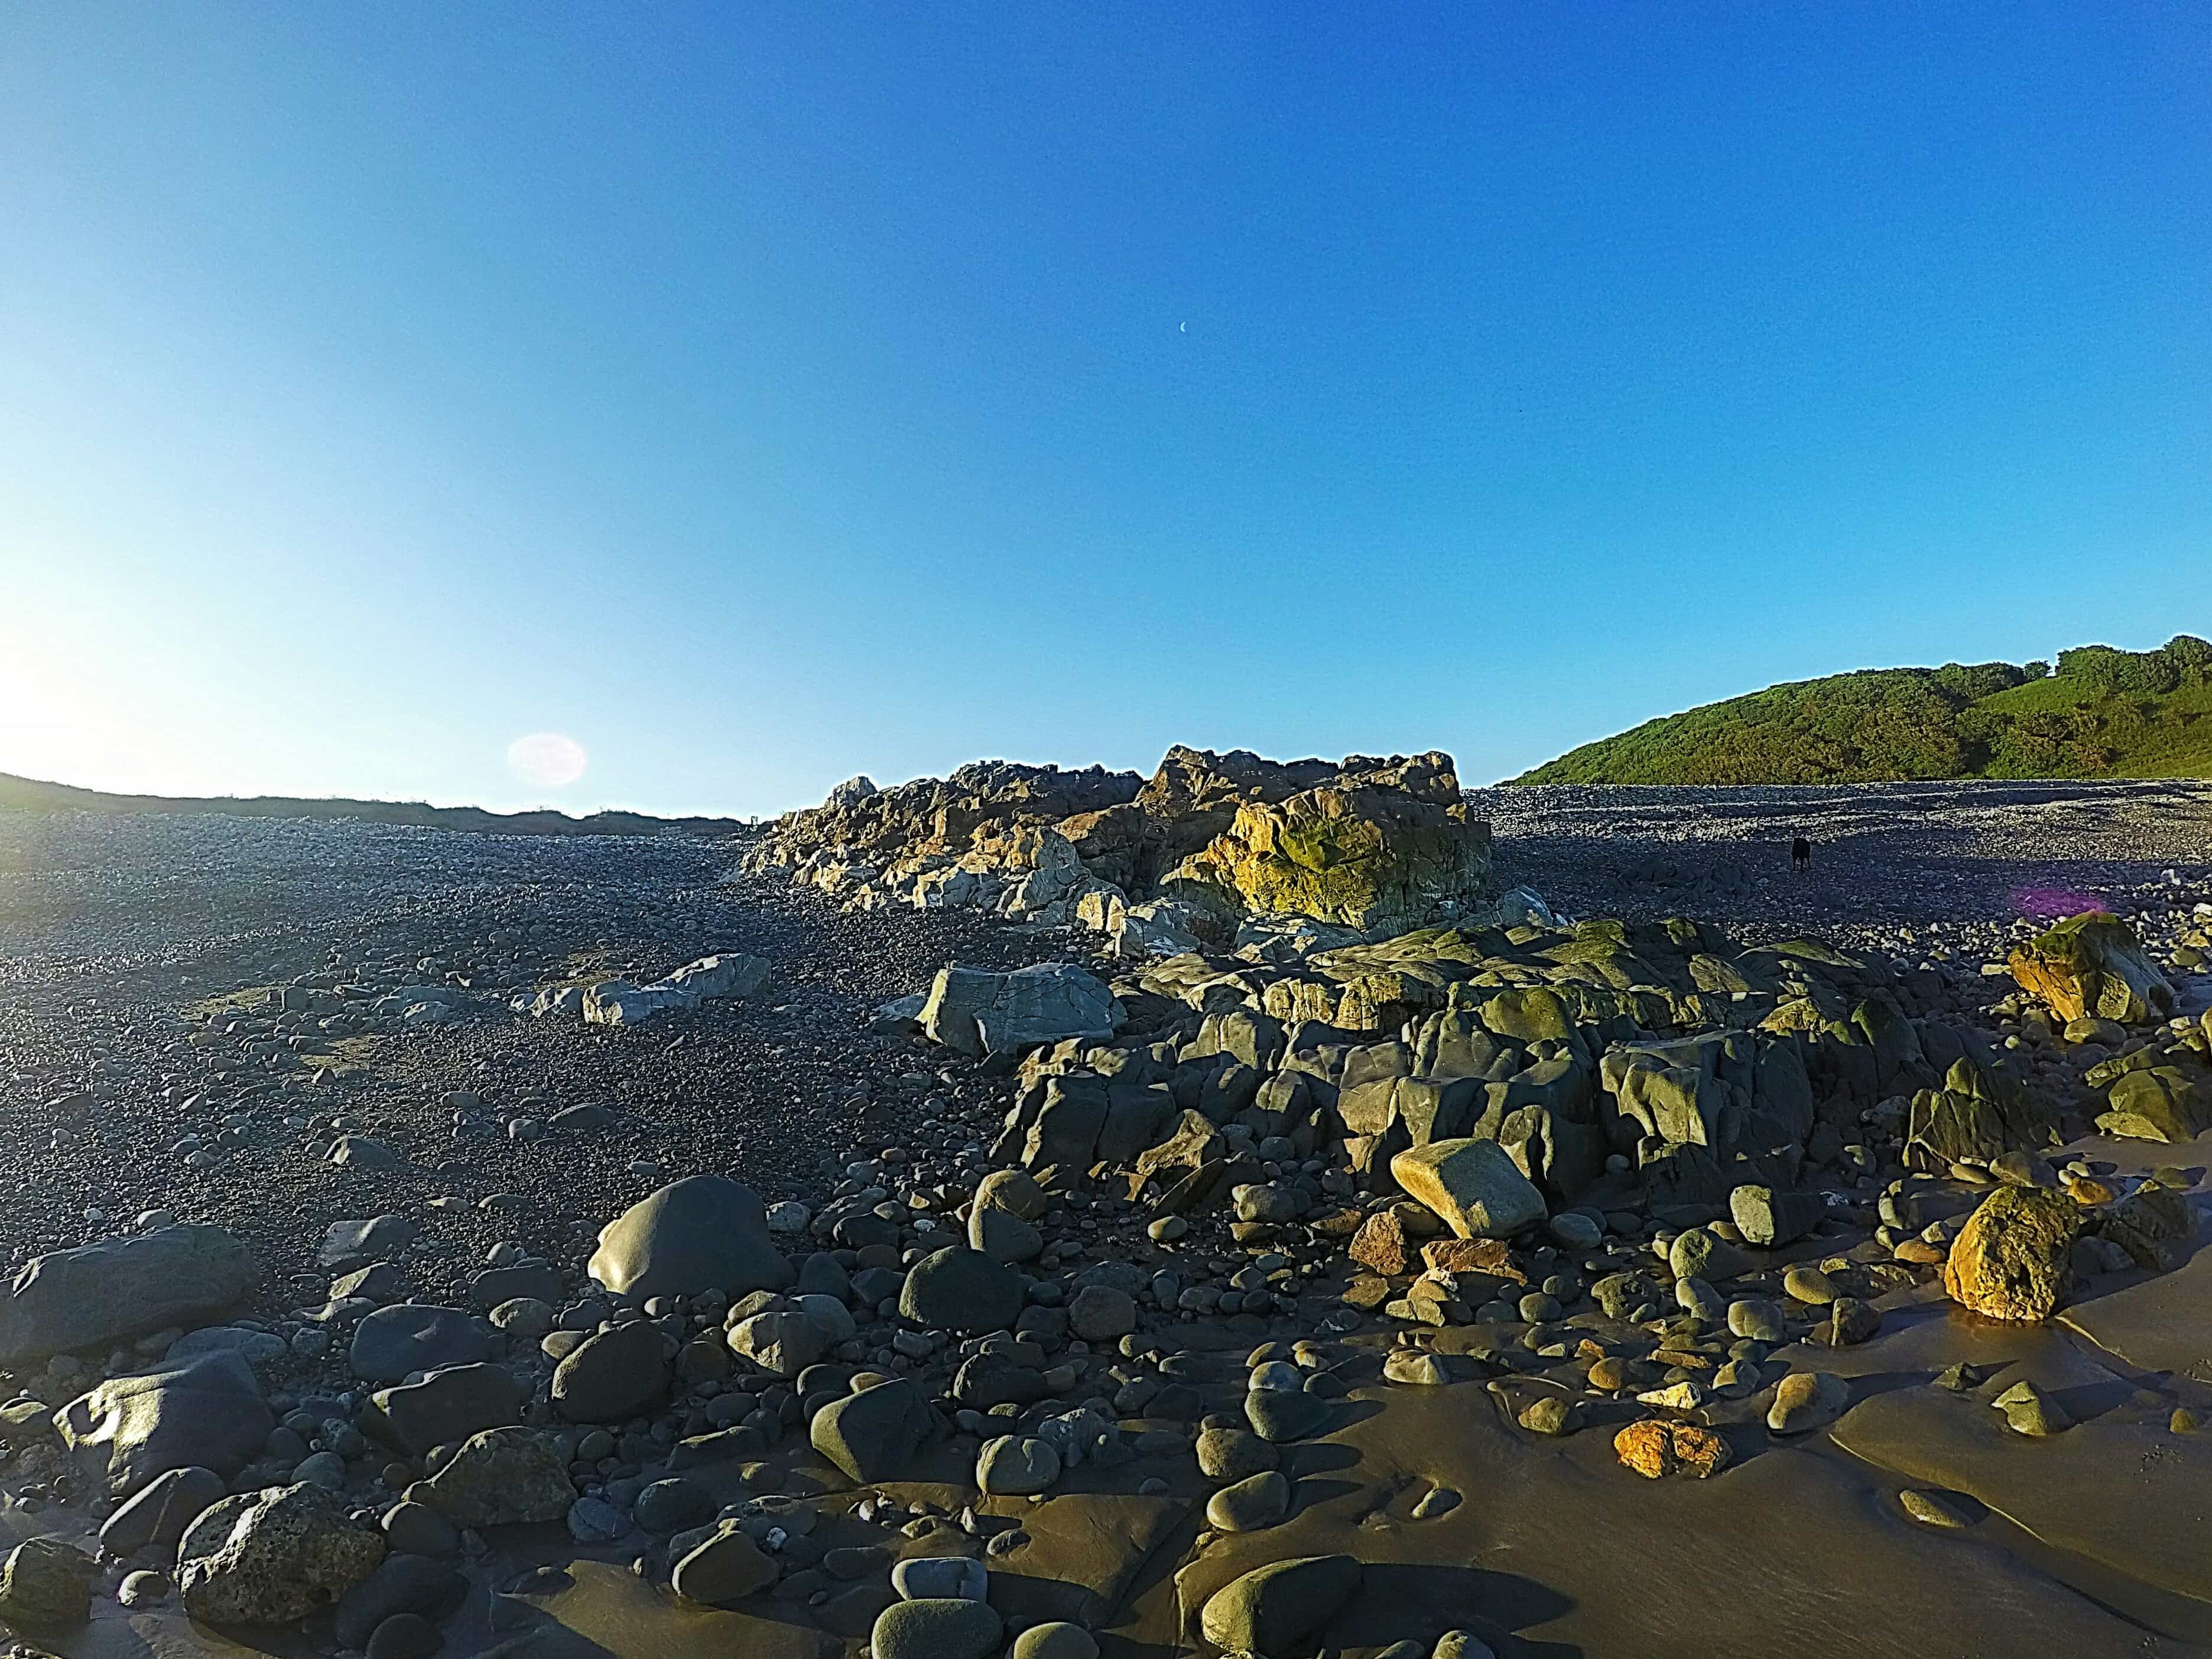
[1791,835,1812,871]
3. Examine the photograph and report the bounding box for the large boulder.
[920,964,1122,1057]
[1944,1186,2080,1322]
[1390,1138,1547,1239]
[414,1427,574,1527]
[0,1538,93,1629]
[360,1363,523,1456]
[2009,912,2177,1026]
[673,1527,778,1604]
[899,1248,1025,1334]
[811,1378,936,1483]
[1904,1054,2058,1173]
[0,1226,256,1366]
[552,1320,670,1421]
[99,1466,228,1556]
[350,1303,497,1384]
[873,1598,1005,1659]
[58,1349,274,1499]
[2098,1067,2212,1144]
[177,1483,386,1625]
[1164,760,1492,937]
[1197,1554,1363,1655]
[726,1311,835,1379]
[589,1176,794,1301]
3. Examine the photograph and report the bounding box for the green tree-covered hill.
[1515,638,2212,785]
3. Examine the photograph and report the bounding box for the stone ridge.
[743,744,1495,945]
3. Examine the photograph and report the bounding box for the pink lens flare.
[2010,885,2106,921]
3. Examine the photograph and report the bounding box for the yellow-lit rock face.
[1942,1185,2080,1323]
[1166,780,1493,937]
[2008,910,2176,1026]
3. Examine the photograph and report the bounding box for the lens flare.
[2010,885,2105,921]
[506,732,588,789]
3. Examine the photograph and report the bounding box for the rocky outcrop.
[970,912,2006,1228]
[2009,911,2177,1025]
[740,745,1495,944]
[1162,765,1492,937]
[574,952,769,1027]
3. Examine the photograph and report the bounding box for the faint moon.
[506,732,588,788]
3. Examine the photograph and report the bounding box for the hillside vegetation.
[1516,637,2212,785]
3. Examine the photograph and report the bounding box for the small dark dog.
[1791,835,1811,871]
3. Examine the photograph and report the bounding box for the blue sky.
[1,5,2205,816]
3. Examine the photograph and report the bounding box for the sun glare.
[505,732,589,790]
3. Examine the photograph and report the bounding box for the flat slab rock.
[0,1226,256,1366]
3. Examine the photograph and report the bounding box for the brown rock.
[1943,1186,2080,1322]
[1349,1212,1411,1277]
[1420,1238,1526,1284]
[1615,1419,1733,1480]
[1671,1423,1733,1478]
[1613,1419,1674,1479]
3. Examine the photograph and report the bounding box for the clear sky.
[2,5,2206,817]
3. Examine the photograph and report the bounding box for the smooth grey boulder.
[1206,1469,1291,1532]
[1194,1427,1278,1481]
[1245,1386,1330,1443]
[899,1248,1024,1334]
[671,1528,777,1604]
[811,1379,936,1483]
[361,1363,522,1456]
[921,963,1121,1057]
[553,1320,669,1422]
[726,1311,833,1379]
[99,1465,227,1556]
[588,1176,794,1301]
[468,1260,563,1309]
[350,1304,496,1385]
[0,1226,256,1366]
[59,1350,272,1499]
[891,1557,988,1602]
[975,1434,1060,1495]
